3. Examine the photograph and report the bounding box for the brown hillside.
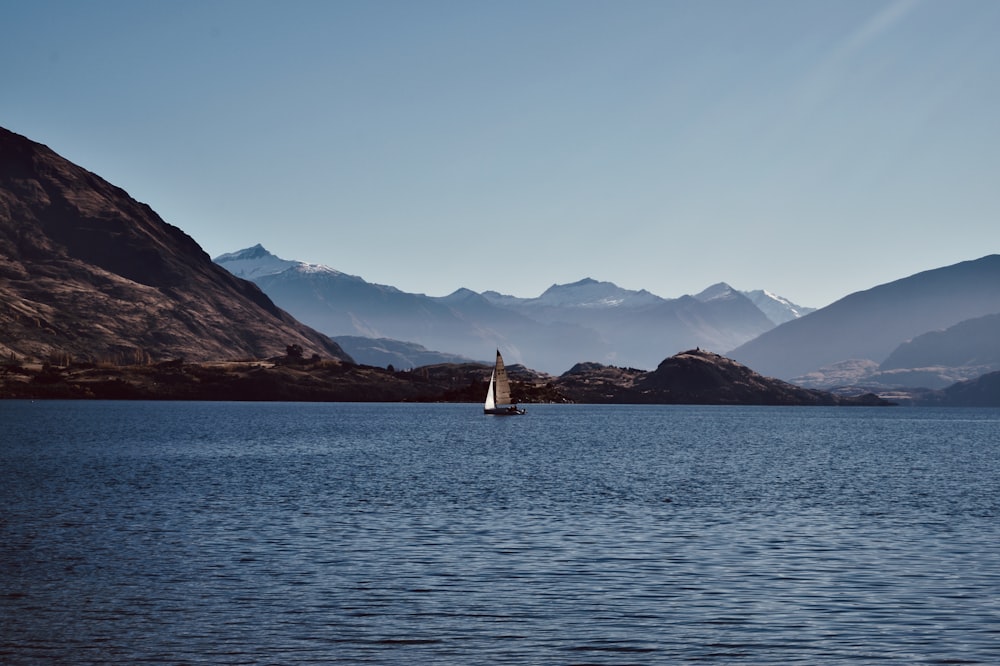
[0,127,350,364]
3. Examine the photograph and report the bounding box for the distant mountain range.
[216,245,1000,389]
[0,127,350,364]
[730,255,1000,387]
[215,245,813,374]
[333,336,476,369]
[792,312,1000,391]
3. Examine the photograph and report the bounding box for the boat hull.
[484,407,525,416]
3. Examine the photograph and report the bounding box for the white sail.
[484,369,496,411]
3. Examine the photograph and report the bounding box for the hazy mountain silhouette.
[729,255,1000,380]
[880,313,1000,372]
[847,313,1000,389]
[484,280,775,369]
[213,257,604,372]
[216,248,803,374]
[933,370,1000,407]
[333,336,481,368]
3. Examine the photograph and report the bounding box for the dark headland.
[0,348,893,406]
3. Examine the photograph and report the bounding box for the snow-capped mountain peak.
[693,283,814,324]
[694,282,739,302]
[534,278,664,308]
[742,289,815,325]
[214,245,357,282]
[213,244,297,280]
[293,262,346,277]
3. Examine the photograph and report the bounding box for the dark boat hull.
[484,407,525,416]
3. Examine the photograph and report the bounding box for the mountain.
[213,243,297,279]
[480,278,777,370]
[217,246,799,375]
[215,246,581,368]
[790,313,1000,391]
[880,313,1000,374]
[729,255,1000,380]
[932,370,1000,407]
[513,277,664,309]
[555,349,890,405]
[333,336,481,369]
[790,359,882,390]
[0,127,350,364]
[794,363,983,392]
[741,289,815,325]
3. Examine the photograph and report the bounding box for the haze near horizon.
[3,0,999,308]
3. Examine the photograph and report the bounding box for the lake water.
[2,401,999,664]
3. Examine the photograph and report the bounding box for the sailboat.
[484,349,525,415]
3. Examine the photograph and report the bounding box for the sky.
[3,0,999,309]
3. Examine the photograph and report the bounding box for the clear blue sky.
[3,0,999,308]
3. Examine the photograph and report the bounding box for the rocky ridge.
[0,127,349,364]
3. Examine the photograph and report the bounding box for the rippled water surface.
[2,401,999,664]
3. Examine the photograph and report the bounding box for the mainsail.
[493,350,512,407]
